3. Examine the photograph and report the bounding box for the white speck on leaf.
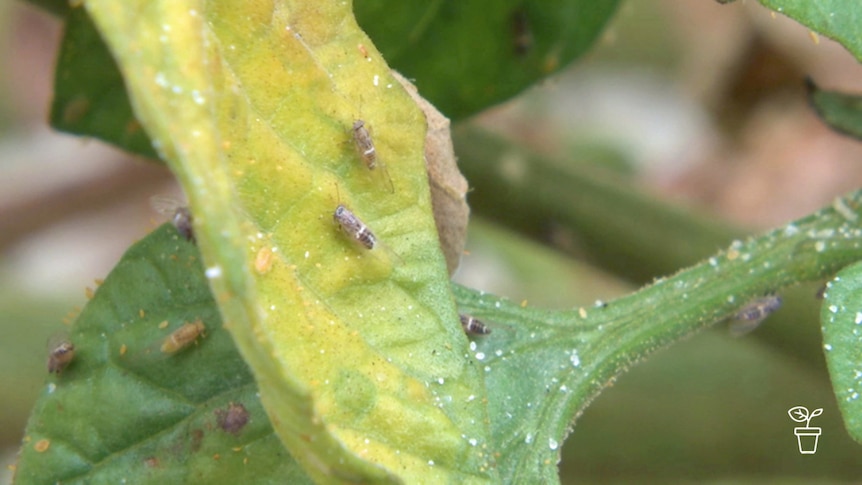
[154,72,168,87]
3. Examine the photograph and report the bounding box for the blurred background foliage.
[2,0,862,483]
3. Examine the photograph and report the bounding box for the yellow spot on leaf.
[62,97,90,124]
[34,439,50,452]
[254,246,274,274]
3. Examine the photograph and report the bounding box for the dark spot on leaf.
[511,7,533,56]
[190,429,204,452]
[62,96,90,124]
[144,456,159,468]
[216,402,249,435]
[125,118,143,136]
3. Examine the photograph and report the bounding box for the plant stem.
[453,126,851,370]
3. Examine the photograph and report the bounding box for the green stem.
[452,189,862,479]
[453,126,837,370]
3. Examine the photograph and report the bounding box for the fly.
[150,195,194,241]
[352,119,394,192]
[460,314,491,335]
[730,294,782,337]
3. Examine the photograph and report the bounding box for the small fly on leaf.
[332,185,402,264]
[334,204,377,250]
[460,314,491,336]
[161,319,206,354]
[730,294,782,337]
[352,120,376,168]
[351,120,394,192]
[150,195,194,241]
[47,333,75,374]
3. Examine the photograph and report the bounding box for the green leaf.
[20,194,862,483]
[821,260,862,444]
[758,0,862,61]
[51,8,160,160]
[48,1,620,165]
[81,0,494,482]
[808,79,862,141]
[354,1,621,120]
[14,224,312,484]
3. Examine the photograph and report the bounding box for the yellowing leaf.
[81,1,494,482]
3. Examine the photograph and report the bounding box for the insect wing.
[730,295,782,337]
[149,195,184,216]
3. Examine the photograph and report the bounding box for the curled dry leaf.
[392,71,470,276]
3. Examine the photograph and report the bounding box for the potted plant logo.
[787,406,823,454]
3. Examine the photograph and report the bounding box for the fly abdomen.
[334,204,377,250]
[460,314,491,335]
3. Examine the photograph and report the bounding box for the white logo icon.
[787,406,823,454]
